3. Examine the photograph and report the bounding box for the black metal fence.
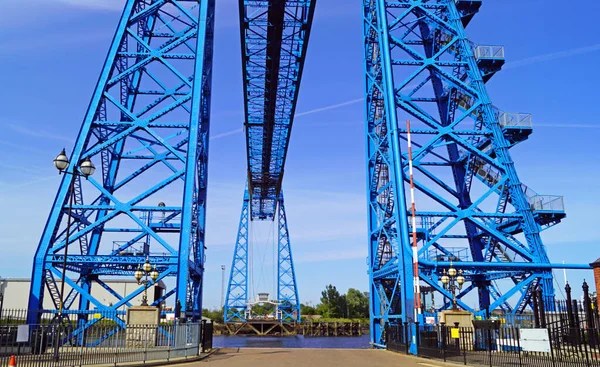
[388,322,600,367]
[0,321,214,367]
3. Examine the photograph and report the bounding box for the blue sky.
[0,0,599,309]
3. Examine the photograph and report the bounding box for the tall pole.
[55,174,75,362]
[220,265,226,309]
[406,120,422,320]
[58,176,75,319]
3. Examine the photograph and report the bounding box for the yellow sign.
[93,313,102,319]
[451,328,460,339]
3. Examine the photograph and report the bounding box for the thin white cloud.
[0,139,49,155]
[0,175,58,190]
[505,43,600,69]
[5,123,73,143]
[208,98,364,140]
[210,128,243,140]
[0,32,110,55]
[295,98,363,117]
[536,123,600,129]
[57,0,124,11]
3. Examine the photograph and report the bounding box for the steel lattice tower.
[27,0,215,330]
[223,0,316,324]
[364,0,567,347]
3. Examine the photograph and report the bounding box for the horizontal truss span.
[240,0,316,220]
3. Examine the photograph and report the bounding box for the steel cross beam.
[240,0,317,220]
[364,0,565,349]
[224,187,300,323]
[27,0,215,329]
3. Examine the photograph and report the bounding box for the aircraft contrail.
[295,98,364,117]
[210,128,243,141]
[210,43,600,140]
[505,43,600,69]
[536,123,600,129]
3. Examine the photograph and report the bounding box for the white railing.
[498,112,532,128]
[529,195,565,212]
[473,45,505,60]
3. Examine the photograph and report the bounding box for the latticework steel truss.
[224,0,315,323]
[363,0,571,347]
[27,0,215,333]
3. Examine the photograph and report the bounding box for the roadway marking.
[418,363,443,367]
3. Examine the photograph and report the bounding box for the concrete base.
[438,310,474,327]
[126,306,160,348]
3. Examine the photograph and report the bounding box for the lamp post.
[53,149,95,319]
[440,263,465,310]
[134,257,159,306]
[52,149,95,361]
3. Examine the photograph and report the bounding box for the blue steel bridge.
[25,0,589,351]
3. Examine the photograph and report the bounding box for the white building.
[0,278,166,314]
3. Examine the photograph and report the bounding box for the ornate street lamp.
[134,257,159,306]
[52,149,95,362]
[441,263,465,310]
[53,149,95,319]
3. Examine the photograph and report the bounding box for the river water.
[213,335,371,349]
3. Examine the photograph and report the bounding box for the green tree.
[320,284,345,318]
[346,288,369,318]
[202,308,224,323]
[301,303,317,315]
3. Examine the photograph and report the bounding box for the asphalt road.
[178,348,449,367]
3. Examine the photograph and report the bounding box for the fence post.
[582,327,591,367]
[404,322,410,354]
[415,321,420,356]
[487,327,492,367]
[144,325,148,364]
[200,320,205,355]
[547,326,557,367]
[533,290,540,328]
[113,325,120,367]
[583,281,595,329]
[566,283,575,327]
[441,323,447,362]
[538,288,547,328]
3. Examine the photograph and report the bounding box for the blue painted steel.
[223,0,316,325]
[363,0,415,349]
[277,193,300,322]
[28,0,215,329]
[224,189,250,322]
[364,0,565,349]
[223,189,300,323]
[240,0,316,220]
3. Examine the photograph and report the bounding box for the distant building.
[0,278,166,313]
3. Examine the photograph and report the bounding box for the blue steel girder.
[363,0,416,350]
[240,0,317,220]
[224,187,301,323]
[277,193,300,322]
[396,0,555,307]
[365,0,562,346]
[28,0,215,328]
[224,188,250,322]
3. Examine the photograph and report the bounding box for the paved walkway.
[177,348,449,367]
